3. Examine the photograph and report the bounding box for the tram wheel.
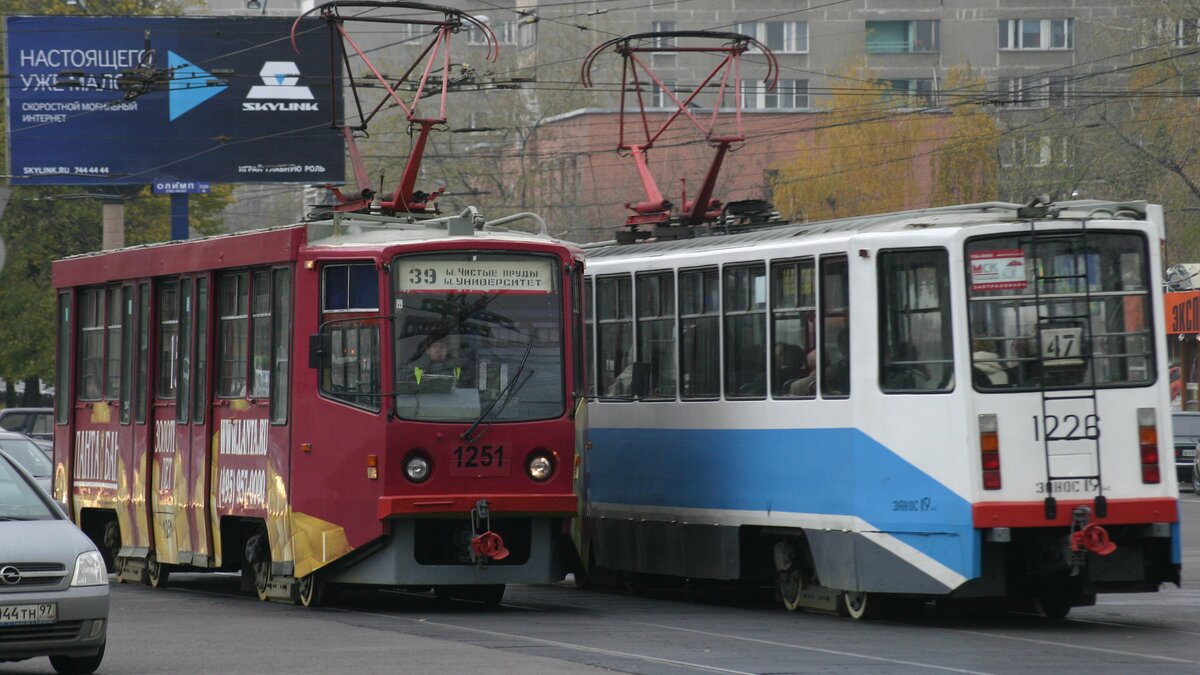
[777,569,805,612]
[293,574,323,608]
[253,558,271,601]
[841,591,885,620]
[145,552,169,589]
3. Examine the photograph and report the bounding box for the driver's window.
[319,262,381,411]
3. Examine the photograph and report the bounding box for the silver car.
[0,450,108,674]
[0,431,52,493]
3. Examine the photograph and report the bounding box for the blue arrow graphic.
[168,50,226,121]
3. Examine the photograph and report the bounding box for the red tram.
[51,208,587,605]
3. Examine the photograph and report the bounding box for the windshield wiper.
[461,333,537,442]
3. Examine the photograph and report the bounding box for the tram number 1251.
[1032,414,1099,441]
[454,445,505,468]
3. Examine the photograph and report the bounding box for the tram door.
[209,268,292,568]
[150,278,189,565]
[185,276,214,565]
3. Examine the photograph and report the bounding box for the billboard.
[4,16,343,185]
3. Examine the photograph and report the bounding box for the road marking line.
[625,621,994,674]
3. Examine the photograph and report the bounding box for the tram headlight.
[527,451,554,481]
[404,453,431,483]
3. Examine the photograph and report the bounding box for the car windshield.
[1172,414,1200,442]
[0,455,56,520]
[392,252,566,422]
[0,437,52,476]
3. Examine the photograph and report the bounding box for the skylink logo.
[243,61,317,112]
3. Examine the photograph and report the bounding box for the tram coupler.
[1067,506,1116,575]
[468,499,509,566]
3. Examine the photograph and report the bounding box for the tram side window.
[680,268,720,399]
[596,275,634,397]
[157,280,179,399]
[637,272,676,399]
[725,263,767,398]
[176,279,193,423]
[771,258,816,398]
[878,249,953,393]
[319,262,380,411]
[251,270,271,397]
[192,278,209,425]
[217,272,249,398]
[324,263,379,311]
[270,269,291,424]
[104,286,122,400]
[820,256,850,398]
[135,283,150,424]
[56,293,71,424]
[584,277,596,397]
[120,286,133,424]
[78,289,104,401]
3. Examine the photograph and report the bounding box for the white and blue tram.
[578,199,1181,618]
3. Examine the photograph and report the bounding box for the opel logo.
[0,565,20,585]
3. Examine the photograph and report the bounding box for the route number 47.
[1040,327,1083,365]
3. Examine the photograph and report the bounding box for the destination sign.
[396,258,554,294]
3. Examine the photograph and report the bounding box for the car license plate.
[0,603,56,626]
[1183,448,1197,458]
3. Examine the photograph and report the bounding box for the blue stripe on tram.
[587,426,979,579]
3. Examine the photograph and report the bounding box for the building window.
[468,21,519,46]
[742,79,809,109]
[999,76,1070,108]
[1002,134,1070,168]
[880,79,936,107]
[651,20,676,67]
[650,80,676,108]
[1152,18,1199,48]
[866,20,939,54]
[999,19,1074,51]
[736,21,808,53]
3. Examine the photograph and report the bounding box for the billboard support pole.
[170,194,188,241]
[102,200,125,250]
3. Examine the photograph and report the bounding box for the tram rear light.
[978,414,1001,491]
[367,454,378,480]
[1137,407,1160,484]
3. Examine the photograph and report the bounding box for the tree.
[930,69,1000,206]
[1099,1,1200,266]
[770,59,947,222]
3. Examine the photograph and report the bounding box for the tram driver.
[401,334,473,392]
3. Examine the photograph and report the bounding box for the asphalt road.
[4,491,1198,675]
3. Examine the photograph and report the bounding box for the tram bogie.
[578,199,1181,618]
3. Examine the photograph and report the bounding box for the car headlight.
[527,452,554,481]
[404,453,431,483]
[71,550,108,587]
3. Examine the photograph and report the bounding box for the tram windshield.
[391,252,565,422]
[965,231,1154,391]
